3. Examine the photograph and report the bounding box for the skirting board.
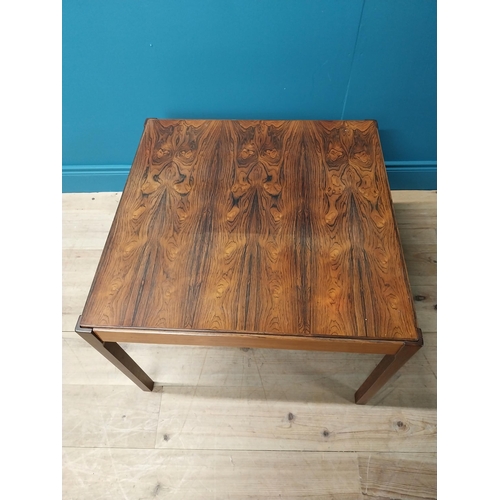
[62,162,437,193]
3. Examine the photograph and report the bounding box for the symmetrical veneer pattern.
[81,119,418,343]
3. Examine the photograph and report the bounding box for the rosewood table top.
[81,119,418,342]
[77,119,421,404]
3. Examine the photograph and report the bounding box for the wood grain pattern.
[80,120,418,341]
[63,448,364,499]
[155,386,436,452]
[358,453,437,499]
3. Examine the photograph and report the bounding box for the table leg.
[75,317,154,391]
[355,340,422,405]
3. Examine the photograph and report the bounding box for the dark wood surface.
[80,119,418,341]
[92,327,404,355]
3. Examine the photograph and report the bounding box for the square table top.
[80,119,419,342]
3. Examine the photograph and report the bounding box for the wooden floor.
[62,190,437,500]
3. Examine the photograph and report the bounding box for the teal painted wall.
[62,0,436,192]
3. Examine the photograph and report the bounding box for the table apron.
[92,328,409,355]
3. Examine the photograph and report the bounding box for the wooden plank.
[421,333,436,379]
[395,216,436,227]
[154,385,436,452]
[399,227,436,246]
[394,206,436,217]
[62,193,118,250]
[406,262,437,282]
[62,250,101,285]
[62,385,162,448]
[62,448,363,499]
[394,209,436,229]
[62,227,110,251]
[62,191,122,211]
[358,452,437,499]
[390,191,437,204]
[403,244,436,263]
[407,273,436,288]
[403,246,437,278]
[411,285,437,333]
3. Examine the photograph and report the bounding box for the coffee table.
[76,119,422,404]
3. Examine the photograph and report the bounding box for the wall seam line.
[341,0,366,119]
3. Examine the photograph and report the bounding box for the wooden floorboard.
[154,386,435,452]
[63,448,364,499]
[62,190,437,498]
[358,452,437,500]
[63,385,162,449]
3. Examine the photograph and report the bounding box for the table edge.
[78,320,421,343]
[77,318,423,356]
